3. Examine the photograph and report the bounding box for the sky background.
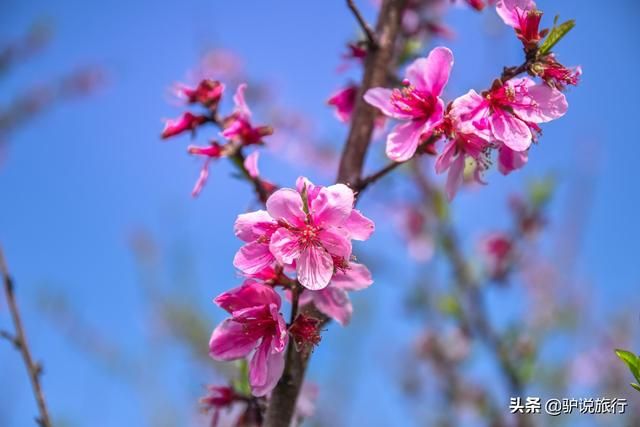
[1,0,639,426]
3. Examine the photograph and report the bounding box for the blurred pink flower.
[327,84,358,123]
[478,232,514,280]
[161,112,208,139]
[495,0,543,47]
[222,84,273,145]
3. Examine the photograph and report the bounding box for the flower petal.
[406,46,453,95]
[233,242,275,275]
[269,228,302,265]
[209,319,257,360]
[490,112,532,151]
[318,227,352,259]
[312,287,353,326]
[234,210,275,242]
[342,209,374,241]
[250,337,287,397]
[297,245,334,291]
[310,184,354,226]
[516,83,568,123]
[385,120,423,162]
[331,262,373,291]
[215,281,281,313]
[266,188,306,226]
[445,154,465,201]
[497,145,528,175]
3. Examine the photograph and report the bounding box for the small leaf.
[539,19,575,55]
[631,383,640,392]
[232,360,252,396]
[615,349,640,382]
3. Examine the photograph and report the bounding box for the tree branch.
[0,248,53,427]
[337,0,406,187]
[346,0,378,49]
[263,1,406,426]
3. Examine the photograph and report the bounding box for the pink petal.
[269,228,302,265]
[496,0,535,28]
[297,245,334,291]
[516,83,568,123]
[331,262,373,291]
[244,151,260,178]
[490,112,532,151]
[312,287,352,326]
[310,184,354,226]
[270,303,288,352]
[266,188,306,227]
[385,120,423,162]
[191,159,211,197]
[250,337,287,397]
[364,87,412,120]
[318,227,352,259]
[234,210,275,242]
[445,154,465,201]
[405,46,453,96]
[215,281,281,313]
[233,242,275,274]
[497,145,528,175]
[233,83,252,118]
[435,139,457,174]
[342,209,374,241]
[209,319,257,360]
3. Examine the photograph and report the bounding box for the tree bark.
[263,1,405,426]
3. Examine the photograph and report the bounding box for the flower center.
[298,224,320,247]
[390,85,435,118]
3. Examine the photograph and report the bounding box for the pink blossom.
[291,383,319,427]
[364,46,453,161]
[209,281,288,397]
[495,0,543,47]
[478,232,514,280]
[266,177,374,290]
[234,177,374,290]
[532,55,582,91]
[186,141,225,197]
[222,84,273,145]
[175,79,224,109]
[337,43,367,73]
[390,204,434,262]
[327,84,358,123]
[161,112,208,139]
[297,262,373,326]
[452,77,568,152]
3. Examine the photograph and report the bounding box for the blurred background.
[1,0,639,426]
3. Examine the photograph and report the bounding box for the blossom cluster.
[207,176,374,397]
[329,0,580,200]
[162,80,273,197]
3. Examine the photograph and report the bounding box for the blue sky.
[1,0,639,426]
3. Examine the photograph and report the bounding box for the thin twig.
[0,248,53,427]
[356,160,405,193]
[346,0,378,49]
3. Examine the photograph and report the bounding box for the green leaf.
[632,383,640,392]
[615,349,640,382]
[539,19,575,55]
[232,360,252,396]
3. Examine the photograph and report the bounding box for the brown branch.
[337,0,406,188]
[229,149,271,205]
[346,0,378,49]
[0,248,53,427]
[263,1,406,426]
